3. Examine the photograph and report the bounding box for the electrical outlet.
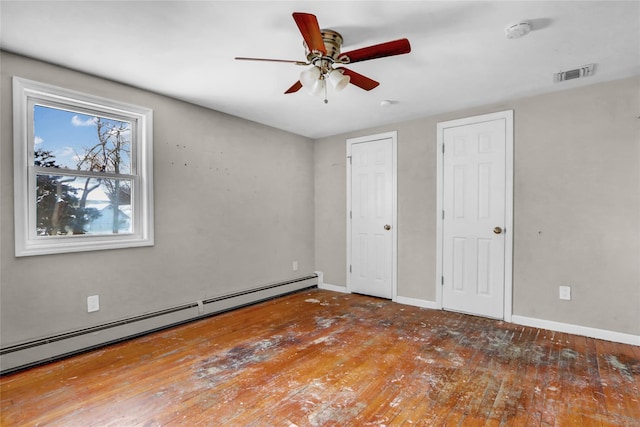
[559,286,571,301]
[87,295,100,312]
[292,261,298,271]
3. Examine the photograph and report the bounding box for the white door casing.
[436,111,513,320]
[347,132,397,300]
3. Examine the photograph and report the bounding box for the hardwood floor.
[1,289,639,426]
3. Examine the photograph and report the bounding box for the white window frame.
[13,77,154,256]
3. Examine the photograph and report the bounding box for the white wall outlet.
[292,261,298,271]
[559,285,571,301]
[87,295,100,312]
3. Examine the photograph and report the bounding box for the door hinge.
[441,276,444,285]
[350,210,352,219]
[442,144,445,154]
[349,265,352,273]
[442,210,445,220]
[347,155,352,164]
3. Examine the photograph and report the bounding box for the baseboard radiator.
[0,275,318,375]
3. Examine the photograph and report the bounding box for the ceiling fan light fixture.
[300,66,321,88]
[309,78,326,96]
[300,67,322,89]
[328,69,350,91]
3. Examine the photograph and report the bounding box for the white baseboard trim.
[511,315,640,346]
[314,271,350,294]
[311,278,638,346]
[395,296,438,310]
[318,282,350,293]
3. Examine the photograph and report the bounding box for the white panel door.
[442,118,507,318]
[349,137,394,299]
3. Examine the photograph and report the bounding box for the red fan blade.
[285,81,303,94]
[292,12,326,55]
[338,38,411,64]
[340,68,380,91]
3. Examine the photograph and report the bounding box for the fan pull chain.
[324,80,328,104]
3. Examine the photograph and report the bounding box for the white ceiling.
[1,1,639,139]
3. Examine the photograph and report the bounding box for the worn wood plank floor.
[1,289,639,426]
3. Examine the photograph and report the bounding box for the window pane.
[34,105,132,174]
[36,174,133,236]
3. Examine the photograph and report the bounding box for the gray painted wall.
[314,76,640,336]
[1,51,638,371]
[1,52,315,352]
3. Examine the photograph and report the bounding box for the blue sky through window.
[33,104,134,233]
[34,105,131,172]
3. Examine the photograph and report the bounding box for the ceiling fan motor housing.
[305,29,343,63]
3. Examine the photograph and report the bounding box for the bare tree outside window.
[75,117,132,234]
[34,106,133,236]
[14,77,153,256]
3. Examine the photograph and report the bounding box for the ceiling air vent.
[554,64,595,83]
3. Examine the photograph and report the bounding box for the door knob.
[384,224,391,231]
[493,226,503,234]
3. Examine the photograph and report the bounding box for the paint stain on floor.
[3,290,638,426]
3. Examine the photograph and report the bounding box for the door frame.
[346,131,398,301]
[435,111,514,321]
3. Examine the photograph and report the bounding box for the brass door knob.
[384,224,391,231]
[493,226,503,234]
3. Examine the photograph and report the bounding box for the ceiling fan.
[235,12,411,102]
